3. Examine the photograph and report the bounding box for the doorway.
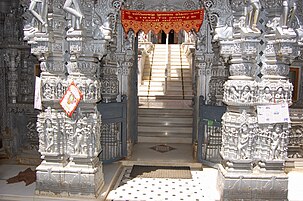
[135,29,195,161]
[158,30,177,44]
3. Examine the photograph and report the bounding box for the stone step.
[138,91,193,97]
[138,108,192,116]
[144,63,191,71]
[150,61,189,65]
[143,72,192,77]
[138,127,192,135]
[143,70,191,76]
[139,85,192,91]
[137,136,192,144]
[138,95,194,100]
[143,68,191,73]
[138,91,165,96]
[151,55,187,59]
[141,80,192,86]
[138,116,193,124]
[138,105,193,140]
[142,76,192,81]
[138,89,193,95]
[138,44,193,102]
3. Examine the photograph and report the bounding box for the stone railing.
[138,42,153,85]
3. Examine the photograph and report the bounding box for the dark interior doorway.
[168,30,174,44]
[160,30,175,44]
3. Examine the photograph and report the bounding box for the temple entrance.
[158,30,177,44]
[122,8,204,163]
[135,29,195,161]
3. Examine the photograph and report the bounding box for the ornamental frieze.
[221,110,258,161]
[223,80,256,106]
[66,60,99,75]
[257,79,293,105]
[256,123,289,161]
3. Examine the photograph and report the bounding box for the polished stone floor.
[107,143,219,200]
[1,143,303,201]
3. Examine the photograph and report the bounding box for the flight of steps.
[137,44,193,143]
[138,106,193,143]
[138,44,193,100]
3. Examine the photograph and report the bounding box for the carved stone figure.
[73,121,84,154]
[63,0,84,32]
[240,85,253,103]
[213,25,233,41]
[271,124,283,159]
[274,87,285,103]
[244,0,261,33]
[262,87,273,103]
[45,119,54,152]
[24,0,48,40]
[87,83,96,100]
[93,13,113,40]
[229,86,240,101]
[238,124,250,159]
[29,0,48,32]
[281,0,296,28]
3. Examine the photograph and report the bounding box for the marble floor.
[126,143,197,164]
[1,143,303,201]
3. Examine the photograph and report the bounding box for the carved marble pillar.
[256,1,299,170]
[63,0,104,196]
[219,35,259,170]
[25,0,105,197]
[99,31,120,103]
[217,1,300,200]
[208,41,228,105]
[26,0,69,195]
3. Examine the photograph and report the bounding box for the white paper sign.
[34,76,42,110]
[257,103,290,124]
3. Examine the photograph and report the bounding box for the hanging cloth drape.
[121,9,204,34]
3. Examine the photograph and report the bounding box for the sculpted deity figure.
[262,87,273,103]
[93,13,113,40]
[213,24,233,41]
[275,87,285,103]
[26,0,48,37]
[281,0,296,29]
[241,85,253,103]
[238,124,250,159]
[87,83,96,99]
[73,122,84,154]
[100,14,114,40]
[244,0,261,33]
[271,124,283,159]
[229,86,240,101]
[63,0,84,32]
[45,119,54,152]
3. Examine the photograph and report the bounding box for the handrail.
[180,45,185,99]
[165,33,169,94]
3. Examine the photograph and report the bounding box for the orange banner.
[121,9,204,34]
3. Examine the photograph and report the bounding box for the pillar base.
[35,161,104,198]
[217,164,288,200]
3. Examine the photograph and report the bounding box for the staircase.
[138,44,193,100]
[138,44,193,144]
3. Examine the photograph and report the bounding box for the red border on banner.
[121,9,204,34]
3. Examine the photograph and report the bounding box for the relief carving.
[63,0,84,32]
